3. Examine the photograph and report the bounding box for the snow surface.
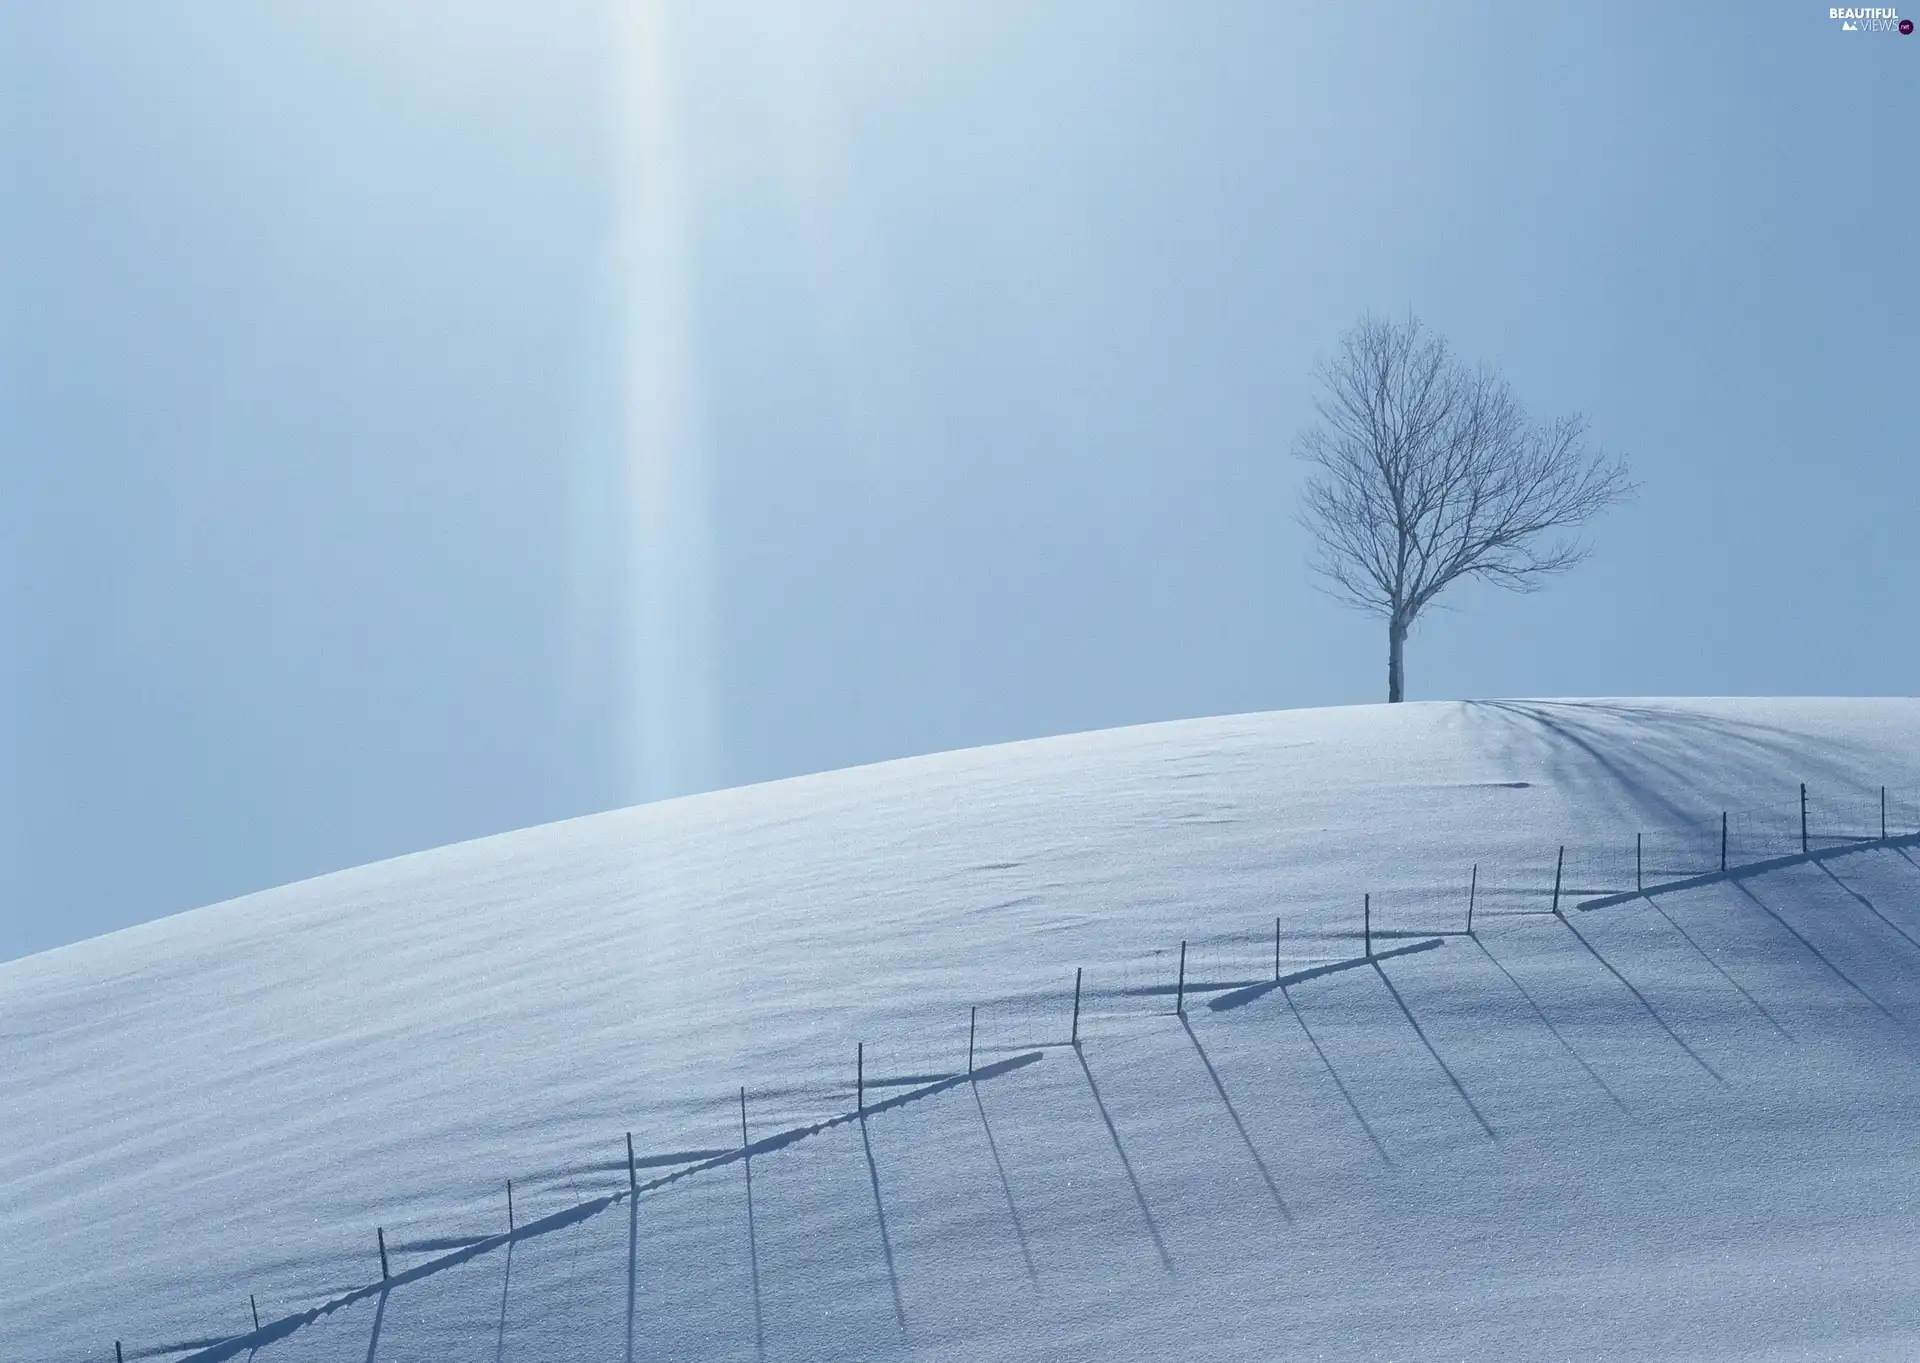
[7,697,1920,1362]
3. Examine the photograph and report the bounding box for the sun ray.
[607,0,715,804]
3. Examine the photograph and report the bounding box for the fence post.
[1551,847,1564,916]
[1071,969,1083,1045]
[1636,833,1642,891]
[377,1227,390,1281]
[1882,786,1888,841]
[1801,782,1809,855]
[857,1042,865,1113]
[1721,812,1728,874]
[1364,894,1372,957]
[1274,916,1281,981]
[1467,864,1477,935]
[968,1006,977,1072]
[116,1344,123,1363]
[251,1294,260,1332]
[506,1180,515,1233]
[625,1132,637,1193]
[740,1087,750,1148]
[1174,941,1187,1015]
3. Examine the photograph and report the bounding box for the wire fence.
[154,778,1920,1363]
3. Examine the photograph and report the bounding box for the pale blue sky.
[2,1,1914,959]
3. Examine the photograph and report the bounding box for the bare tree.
[1295,314,1632,703]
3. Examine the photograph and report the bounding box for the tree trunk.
[1387,617,1407,703]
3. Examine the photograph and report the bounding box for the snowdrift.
[7,697,1920,1362]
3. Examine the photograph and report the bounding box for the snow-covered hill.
[7,697,1920,1362]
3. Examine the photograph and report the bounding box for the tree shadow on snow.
[1463,699,1870,833]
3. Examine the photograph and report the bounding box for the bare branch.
[1293,313,1633,700]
